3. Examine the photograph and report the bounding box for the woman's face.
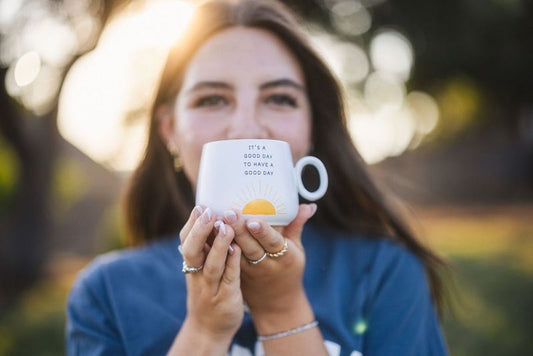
[169,27,312,187]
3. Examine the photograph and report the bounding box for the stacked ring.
[179,245,204,274]
[247,252,268,265]
[267,238,289,258]
[182,260,203,274]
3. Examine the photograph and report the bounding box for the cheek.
[289,133,311,161]
[175,116,225,186]
[269,114,311,161]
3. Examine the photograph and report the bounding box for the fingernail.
[214,220,226,235]
[201,208,212,224]
[223,210,237,224]
[194,205,203,218]
[309,203,317,217]
[228,244,235,255]
[247,221,260,233]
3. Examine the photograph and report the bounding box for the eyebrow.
[185,81,232,94]
[185,78,305,94]
[260,79,304,91]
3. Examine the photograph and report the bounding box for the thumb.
[283,203,317,242]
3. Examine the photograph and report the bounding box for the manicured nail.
[194,205,203,218]
[223,210,237,224]
[247,221,260,233]
[309,203,317,216]
[214,220,226,235]
[228,245,235,255]
[201,208,212,224]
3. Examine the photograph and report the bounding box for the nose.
[226,101,268,139]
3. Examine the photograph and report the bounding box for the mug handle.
[294,156,328,201]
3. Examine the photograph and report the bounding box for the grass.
[1,205,532,355]
[418,205,533,355]
[0,258,88,356]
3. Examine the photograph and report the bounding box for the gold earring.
[167,141,182,172]
[173,155,182,171]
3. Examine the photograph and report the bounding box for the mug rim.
[203,138,289,147]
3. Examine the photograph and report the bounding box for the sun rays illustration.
[234,180,286,215]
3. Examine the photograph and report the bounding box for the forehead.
[182,27,305,85]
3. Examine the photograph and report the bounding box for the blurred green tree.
[0,0,129,310]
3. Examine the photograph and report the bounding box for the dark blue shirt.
[66,224,448,355]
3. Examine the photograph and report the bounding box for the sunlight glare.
[58,0,196,171]
[23,17,78,67]
[0,0,24,33]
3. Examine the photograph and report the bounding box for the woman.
[66,0,449,355]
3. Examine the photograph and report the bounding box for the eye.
[193,95,228,108]
[265,94,298,108]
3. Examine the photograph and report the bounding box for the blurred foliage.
[97,202,129,253]
[50,156,89,220]
[0,276,68,356]
[443,257,533,355]
[425,208,533,354]
[434,77,484,140]
[0,138,18,218]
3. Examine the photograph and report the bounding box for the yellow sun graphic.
[242,199,276,215]
[234,181,286,216]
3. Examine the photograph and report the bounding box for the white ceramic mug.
[196,139,328,226]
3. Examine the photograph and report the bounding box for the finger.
[223,209,266,261]
[246,218,286,254]
[179,205,205,244]
[181,207,214,268]
[203,222,236,291]
[220,243,241,292]
[282,204,317,243]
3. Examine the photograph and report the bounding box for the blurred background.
[0,0,532,354]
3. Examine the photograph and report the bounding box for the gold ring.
[266,238,288,258]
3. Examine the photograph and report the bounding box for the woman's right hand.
[168,206,243,355]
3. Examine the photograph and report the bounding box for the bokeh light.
[14,51,41,87]
[0,0,24,33]
[330,0,372,37]
[20,64,63,115]
[369,29,413,81]
[338,43,370,84]
[23,17,78,67]
[363,71,405,112]
[310,32,369,84]
[353,319,368,335]
[406,91,439,137]
[310,22,439,164]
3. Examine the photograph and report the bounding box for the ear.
[155,105,175,146]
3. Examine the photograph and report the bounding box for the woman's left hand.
[222,204,317,331]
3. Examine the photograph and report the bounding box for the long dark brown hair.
[123,0,449,314]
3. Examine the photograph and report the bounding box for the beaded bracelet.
[258,320,319,341]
